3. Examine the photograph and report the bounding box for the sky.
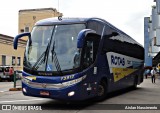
[0,0,155,46]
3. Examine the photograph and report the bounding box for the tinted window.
[102,26,144,60]
[87,21,103,35]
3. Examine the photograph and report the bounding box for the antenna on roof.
[58,0,59,12]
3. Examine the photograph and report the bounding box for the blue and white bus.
[13,17,144,101]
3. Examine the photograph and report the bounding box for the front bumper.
[22,81,96,101]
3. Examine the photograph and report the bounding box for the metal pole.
[14,71,16,88]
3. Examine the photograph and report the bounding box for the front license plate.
[40,91,49,96]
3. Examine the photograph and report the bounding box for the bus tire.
[95,80,108,101]
[132,75,138,89]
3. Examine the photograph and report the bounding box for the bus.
[13,17,144,101]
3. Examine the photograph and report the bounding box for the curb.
[9,88,22,91]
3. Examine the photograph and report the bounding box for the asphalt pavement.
[0,76,160,113]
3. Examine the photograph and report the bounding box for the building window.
[33,16,36,20]
[24,27,29,32]
[2,55,6,66]
[20,29,24,33]
[17,57,21,66]
[12,56,16,66]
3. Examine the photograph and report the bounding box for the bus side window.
[82,34,100,68]
[83,41,94,67]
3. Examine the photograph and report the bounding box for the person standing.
[9,67,14,81]
[151,67,156,83]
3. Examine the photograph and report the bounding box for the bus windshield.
[24,24,86,72]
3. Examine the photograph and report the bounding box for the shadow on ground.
[35,87,144,110]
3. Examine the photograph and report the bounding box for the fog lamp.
[68,91,75,97]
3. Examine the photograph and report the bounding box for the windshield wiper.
[51,41,63,75]
[32,42,51,70]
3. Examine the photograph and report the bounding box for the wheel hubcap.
[98,85,104,96]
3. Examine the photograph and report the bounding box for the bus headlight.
[62,75,87,87]
[68,91,75,97]
[22,77,30,85]
[22,75,87,89]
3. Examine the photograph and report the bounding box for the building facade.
[144,17,153,67]
[0,8,62,71]
[19,8,62,35]
[144,0,160,67]
[0,34,26,71]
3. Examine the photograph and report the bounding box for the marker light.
[23,88,27,93]
[68,91,75,97]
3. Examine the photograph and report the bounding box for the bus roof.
[35,17,142,47]
[35,17,88,26]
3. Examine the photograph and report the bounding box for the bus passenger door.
[82,34,100,69]
[81,34,100,95]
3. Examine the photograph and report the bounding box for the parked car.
[0,66,14,82]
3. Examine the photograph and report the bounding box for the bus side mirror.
[13,32,31,50]
[77,29,96,48]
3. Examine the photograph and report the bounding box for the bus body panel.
[22,68,99,101]
[17,17,144,101]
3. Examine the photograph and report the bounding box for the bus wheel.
[132,75,138,89]
[96,80,107,101]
